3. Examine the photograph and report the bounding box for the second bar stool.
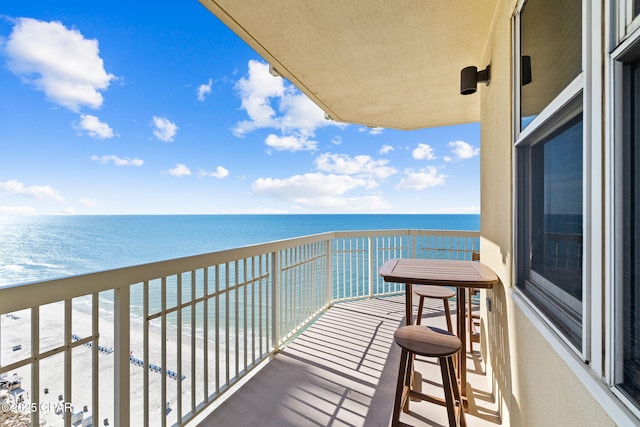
[392,325,466,427]
[414,285,455,333]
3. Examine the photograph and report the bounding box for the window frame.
[510,0,640,422]
[513,0,588,359]
[609,24,640,419]
[617,0,640,42]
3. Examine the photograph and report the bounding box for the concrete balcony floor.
[196,295,501,427]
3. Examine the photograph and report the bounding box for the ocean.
[0,214,479,287]
[0,214,480,416]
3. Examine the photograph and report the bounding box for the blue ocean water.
[0,214,479,287]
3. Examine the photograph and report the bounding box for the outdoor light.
[460,65,491,95]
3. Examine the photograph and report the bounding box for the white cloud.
[253,173,366,199]
[265,134,317,152]
[449,140,480,159]
[380,145,394,154]
[367,127,383,135]
[168,163,191,177]
[75,114,114,139]
[152,116,178,142]
[3,18,115,111]
[395,167,446,191]
[412,143,436,160]
[233,60,285,135]
[197,78,212,101]
[199,166,229,179]
[252,173,389,211]
[0,206,38,215]
[61,206,76,214]
[91,155,143,166]
[0,179,64,202]
[233,60,343,139]
[278,91,332,136]
[79,198,98,207]
[291,195,390,211]
[315,153,396,180]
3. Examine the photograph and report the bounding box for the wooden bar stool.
[392,325,466,427]
[414,285,455,333]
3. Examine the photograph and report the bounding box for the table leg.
[457,287,467,398]
[405,283,413,325]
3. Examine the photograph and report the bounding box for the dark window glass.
[518,114,583,348]
[636,0,640,18]
[621,56,640,405]
[520,0,582,129]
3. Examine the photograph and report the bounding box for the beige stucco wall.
[478,0,615,425]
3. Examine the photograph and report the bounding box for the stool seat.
[414,286,455,333]
[394,325,461,357]
[414,285,455,300]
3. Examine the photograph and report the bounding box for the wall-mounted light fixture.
[460,65,491,95]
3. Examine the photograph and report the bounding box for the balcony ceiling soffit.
[199,0,496,130]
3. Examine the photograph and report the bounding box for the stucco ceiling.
[199,1,497,130]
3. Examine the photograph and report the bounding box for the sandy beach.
[1,300,210,426]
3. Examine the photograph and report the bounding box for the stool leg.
[440,356,458,427]
[404,348,414,411]
[392,348,409,427]
[416,296,425,325]
[447,355,467,427]
[444,299,453,334]
[444,300,457,367]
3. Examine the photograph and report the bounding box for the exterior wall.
[479,0,615,425]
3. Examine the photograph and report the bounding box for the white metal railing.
[0,229,478,426]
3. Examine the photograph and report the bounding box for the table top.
[379,258,498,289]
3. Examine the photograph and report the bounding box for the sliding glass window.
[518,113,583,347]
[618,47,640,408]
[515,0,584,351]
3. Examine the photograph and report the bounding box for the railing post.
[368,236,374,299]
[271,251,280,352]
[326,237,333,306]
[92,293,99,425]
[30,307,39,427]
[114,285,130,427]
[411,231,417,258]
[64,299,72,427]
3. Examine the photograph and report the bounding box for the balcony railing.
[0,229,478,427]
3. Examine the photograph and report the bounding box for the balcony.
[0,229,497,426]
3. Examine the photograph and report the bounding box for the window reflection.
[520,0,582,129]
[621,55,640,405]
[530,116,583,298]
[518,114,583,347]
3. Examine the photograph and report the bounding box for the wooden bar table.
[379,258,498,398]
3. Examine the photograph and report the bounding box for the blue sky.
[0,1,480,215]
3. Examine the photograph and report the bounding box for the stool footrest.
[409,389,447,407]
